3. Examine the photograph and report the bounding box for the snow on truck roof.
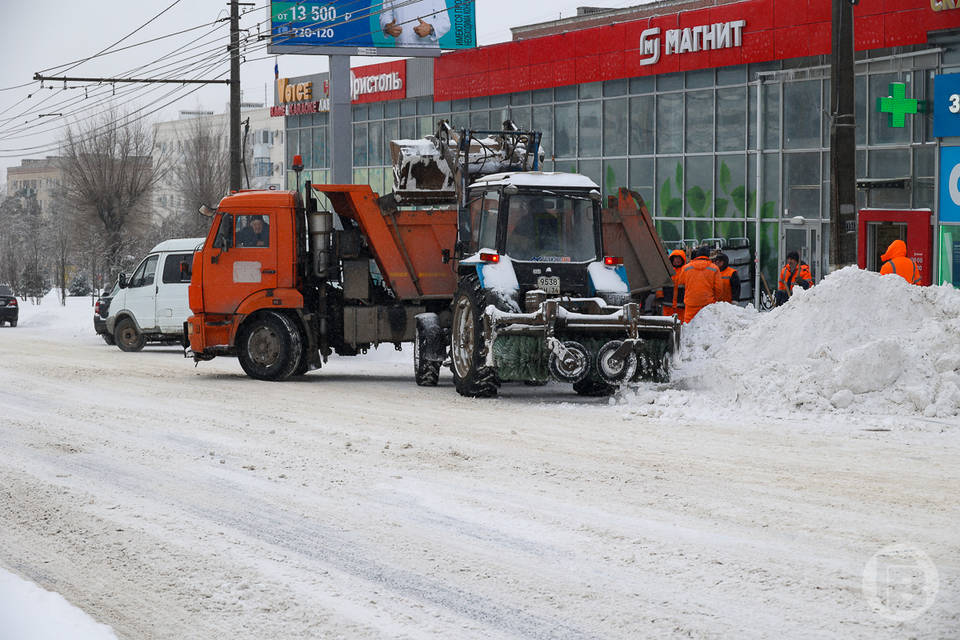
[470,172,599,189]
[150,237,205,253]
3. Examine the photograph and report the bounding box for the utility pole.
[229,0,242,191]
[829,0,858,270]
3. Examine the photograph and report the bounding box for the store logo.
[639,20,746,66]
[862,544,939,622]
[276,78,313,104]
[351,71,403,100]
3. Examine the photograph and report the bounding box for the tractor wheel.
[414,315,441,387]
[237,312,303,381]
[115,318,146,352]
[450,275,498,398]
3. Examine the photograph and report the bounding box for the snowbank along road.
[0,286,957,639]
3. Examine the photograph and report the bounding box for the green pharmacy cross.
[877,82,918,128]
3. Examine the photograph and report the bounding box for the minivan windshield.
[505,193,598,262]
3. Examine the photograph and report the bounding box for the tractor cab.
[457,172,611,300]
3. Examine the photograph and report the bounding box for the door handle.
[261,269,276,274]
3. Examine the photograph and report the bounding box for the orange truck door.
[202,211,278,314]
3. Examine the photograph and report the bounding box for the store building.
[277,0,960,288]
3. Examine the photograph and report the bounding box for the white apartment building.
[152,104,285,217]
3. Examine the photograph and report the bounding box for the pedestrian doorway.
[779,218,821,282]
[865,221,907,272]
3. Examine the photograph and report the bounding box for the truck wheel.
[450,275,498,398]
[115,318,146,352]
[101,333,116,346]
[414,315,441,387]
[237,312,303,381]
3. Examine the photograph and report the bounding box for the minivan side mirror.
[118,273,128,289]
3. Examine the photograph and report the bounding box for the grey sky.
[0,1,640,182]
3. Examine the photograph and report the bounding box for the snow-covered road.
[0,298,957,639]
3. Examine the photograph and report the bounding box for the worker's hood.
[881,239,907,261]
[669,249,687,263]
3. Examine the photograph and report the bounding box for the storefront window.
[532,105,553,158]
[368,102,384,120]
[783,152,820,217]
[554,103,577,158]
[658,73,683,92]
[763,153,779,218]
[511,92,530,106]
[657,93,682,154]
[717,65,746,86]
[938,225,960,287]
[685,90,714,153]
[656,219,682,242]
[783,80,821,149]
[312,126,325,169]
[763,83,780,149]
[353,123,367,167]
[628,157,655,212]
[400,118,416,140]
[603,158,627,199]
[556,85,577,102]
[715,155,747,218]
[717,87,746,151]
[401,99,417,116]
[603,98,628,156]
[630,77,654,94]
[579,102,602,157]
[578,159,602,190]
[532,88,553,104]
[385,101,400,118]
[604,79,628,97]
[629,95,655,155]
[287,130,299,171]
[869,73,911,145]
[657,156,683,217]
[867,148,911,208]
[383,120,398,160]
[685,156,713,218]
[580,82,601,99]
[686,69,713,89]
[368,122,383,166]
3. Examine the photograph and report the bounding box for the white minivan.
[106,238,204,351]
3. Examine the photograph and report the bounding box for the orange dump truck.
[187,125,677,396]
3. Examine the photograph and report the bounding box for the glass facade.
[287,49,939,286]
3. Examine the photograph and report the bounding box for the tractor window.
[506,194,598,262]
[236,214,270,248]
[162,253,194,284]
[476,190,499,252]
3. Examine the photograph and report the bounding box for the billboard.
[269,1,476,56]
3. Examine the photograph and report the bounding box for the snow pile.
[12,292,99,340]
[0,568,118,640]
[624,267,960,421]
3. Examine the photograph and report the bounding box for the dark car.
[94,280,121,344]
[0,284,18,327]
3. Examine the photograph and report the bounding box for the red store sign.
[435,0,960,101]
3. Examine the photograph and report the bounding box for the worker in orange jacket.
[712,252,741,304]
[776,251,813,305]
[657,249,686,317]
[879,239,921,285]
[678,247,723,323]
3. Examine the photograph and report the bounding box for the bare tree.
[0,194,27,292]
[60,109,166,279]
[168,116,231,238]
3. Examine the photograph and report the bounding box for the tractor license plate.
[537,276,560,294]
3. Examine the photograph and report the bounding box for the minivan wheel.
[115,318,146,352]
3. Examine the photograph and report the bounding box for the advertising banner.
[270,1,476,56]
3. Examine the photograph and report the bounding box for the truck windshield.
[505,193,598,262]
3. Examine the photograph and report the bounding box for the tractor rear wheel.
[450,275,498,398]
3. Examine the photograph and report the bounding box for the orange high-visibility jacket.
[778,262,813,294]
[679,257,722,322]
[657,249,687,313]
[718,266,739,303]
[879,239,921,285]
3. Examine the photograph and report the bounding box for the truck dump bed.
[312,184,458,301]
